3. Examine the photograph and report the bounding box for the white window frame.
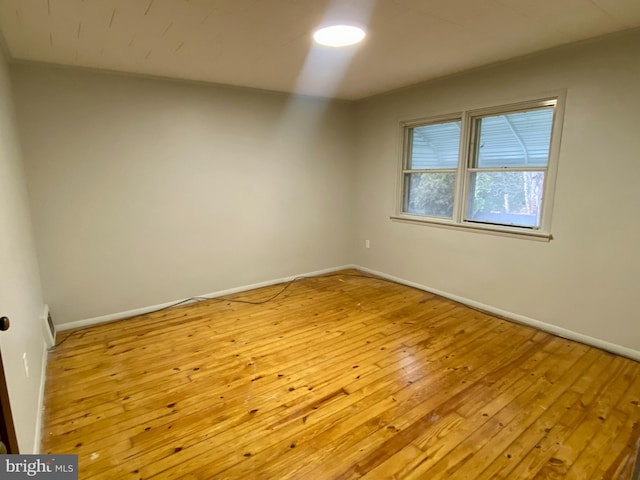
[392,94,565,241]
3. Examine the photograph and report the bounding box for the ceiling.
[0,0,639,100]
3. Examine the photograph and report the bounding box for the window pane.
[409,121,461,169]
[404,173,455,218]
[475,107,553,168]
[466,171,545,228]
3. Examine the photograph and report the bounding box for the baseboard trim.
[56,263,640,361]
[33,340,47,453]
[354,265,640,362]
[56,265,355,332]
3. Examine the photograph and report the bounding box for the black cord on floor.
[53,272,395,349]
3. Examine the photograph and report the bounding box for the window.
[396,97,563,239]
[404,120,460,218]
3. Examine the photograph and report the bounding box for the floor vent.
[43,305,56,348]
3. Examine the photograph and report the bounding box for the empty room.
[0,0,639,478]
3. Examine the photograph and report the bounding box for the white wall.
[0,54,46,453]
[353,30,640,353]
[11,65,355,325]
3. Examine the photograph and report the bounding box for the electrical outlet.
[365,239,371,249]
[22,352,29,377]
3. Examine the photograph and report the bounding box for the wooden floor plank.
[399,341,596,480]
[180,323,538,480]
[40,270,640,479]
[102,312,516,479]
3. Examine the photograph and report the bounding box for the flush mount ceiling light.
[312,25,366,47]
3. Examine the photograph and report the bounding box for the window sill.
[390,215,553,242]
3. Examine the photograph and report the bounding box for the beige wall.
[352,30,640,352]
[11,65,355,324]
[9,29,640,359]
[0,54,46,453]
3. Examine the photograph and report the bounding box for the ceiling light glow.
[313,25,366,47]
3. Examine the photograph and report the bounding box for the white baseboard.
[56,265,355,332]
[55,263,640,362]
[354,265,640,362]
[33,339,48,453]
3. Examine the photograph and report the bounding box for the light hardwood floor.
[42,271,640,479]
